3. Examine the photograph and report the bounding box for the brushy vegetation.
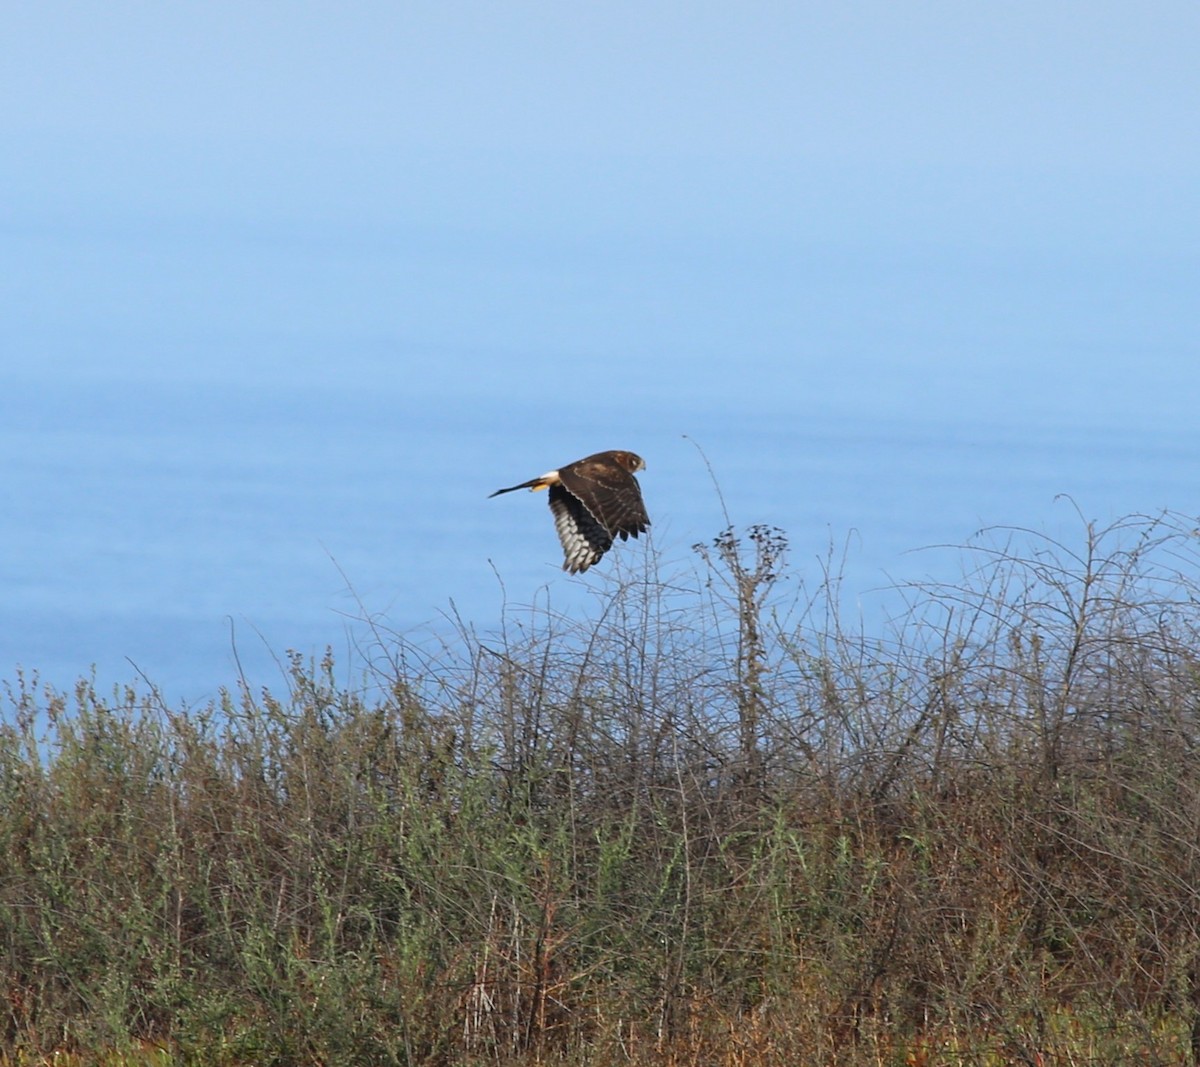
[5,510,1200,1065]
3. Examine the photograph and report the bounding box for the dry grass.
[4,510,1200,1065]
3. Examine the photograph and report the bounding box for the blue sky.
[2,4,1198,699]
[8,4,1195,168]
[6,4,1196,405]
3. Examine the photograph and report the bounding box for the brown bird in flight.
[490,449,650,573]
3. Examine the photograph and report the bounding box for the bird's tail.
[488,477,550,498]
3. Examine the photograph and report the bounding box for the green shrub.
[4,511,1200,1064]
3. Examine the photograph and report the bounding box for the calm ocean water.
[3,358,1195,706]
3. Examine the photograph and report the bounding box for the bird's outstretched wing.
[490,449,650,573]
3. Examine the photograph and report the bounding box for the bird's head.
[616,451,646,474]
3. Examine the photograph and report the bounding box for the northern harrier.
[490,449,650,573]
